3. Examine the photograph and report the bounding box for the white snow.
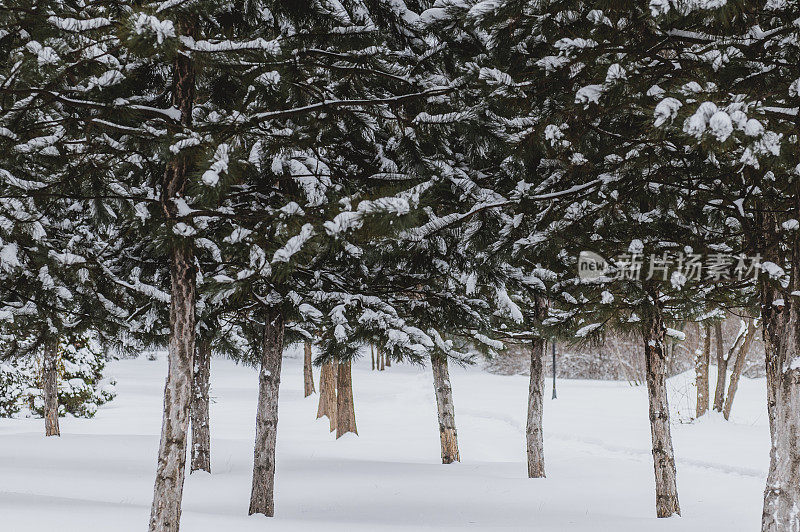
[0,354,769,531]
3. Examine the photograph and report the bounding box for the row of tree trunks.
[694,324,711,418]
[317,361,337,432]
[42,342,60,437]
[431,354,459,463]
[642,303,681,518]
[249,310,285,517]
[722,318,757,420]
[303,341,315,397]
[526,337,546,478]
[336,360,358,438]
[372,345,386,370]
[190,339,212,473]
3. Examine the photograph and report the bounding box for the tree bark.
[695,324,711,418]
[379,347,385,371]
[149,20,197,531]
[316,361,337,432]
[371,345,375,371]
[760,222,800,532]
[190,339,211,473]
[249,309,285,517]
[526,337,546,477]
[712,321,727,412]
[336,360,357,438]
[723,318,756,420]
[42,342,60,437]
[385,352,391,367]
[303,341,315,397]
[643,304,681,518]
[431,354,459,464]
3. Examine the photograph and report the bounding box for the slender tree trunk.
[695,324,711,418]
[42,342,60,437]
[249,310,285,517]
[527,337,546,477]
[723,318,756,420]
[712,321,727,412]
[371,345,375,371]
[642,303,681,518]
[149,21,197,531]
[303,341,315,397]
[431,354,459,464]
[316,361,337,432]
[336,360,357,438]
[379,348,385,371]
[190,339,211,473]
[385,353,391,368]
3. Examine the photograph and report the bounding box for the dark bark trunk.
[336,360,357,438]
[379,348,385,371]
[249,310,285,517]
[385,353,391,367]
[149,21,197,532]
[316,361,336,432]
[431,354,459,464]
[643,304,681,518]
[190,339,211,473]
[303,341,315,397]
[712,321,727,412]
[695,324,711,418]
[371,345,375,371]
[526,337,546,477]
[723,318,756,420]
[42,342,60,437]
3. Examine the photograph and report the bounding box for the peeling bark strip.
[526,338,545,478]
[316,361,336,432]
[42,343,60,437]
[303,341,315,397]
[723,318,757,420]
[431,354,460,464]
[712,322,727,412]
[336,360,357,438]
[190,339,211,473]
[695,324,711,418]
[149,20,197,532]
[249,310,285,517]
[642,304,681,518]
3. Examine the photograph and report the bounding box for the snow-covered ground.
[0,349,770,531]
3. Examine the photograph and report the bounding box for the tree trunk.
[760,213,800,532]
[695,324,711,418]
[643,304,681,518]
[371,345,375,371]
[385,352,391,367]
[42,342,60,437]
[303,341,315,397]
[149,244,196,532]
[379,348,385,371]
[190,339,211,473]
[249,310,285,517]
[316,361,337,432]
[431,354,459,464]
[336,360,357,438]
[527,337,546,477]
[712,321,727,412]
[149,21,197,531]
[723,318,756,420]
